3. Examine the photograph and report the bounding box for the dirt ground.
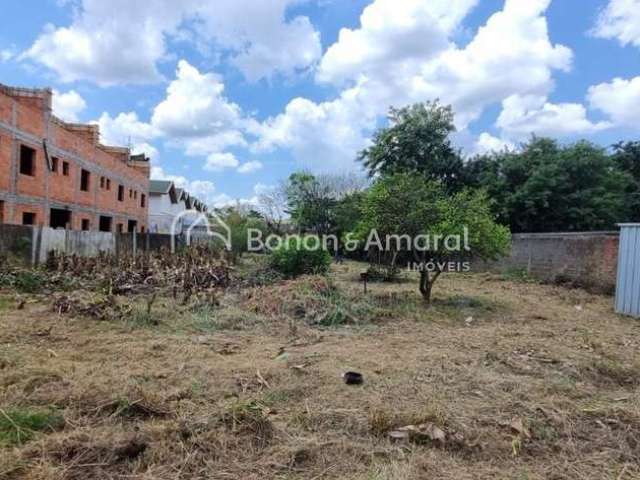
[1,260,639,479]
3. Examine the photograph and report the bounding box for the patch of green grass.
[124,308,160,329]
[13,271,47,293]
[429,294,507,322]
[262,389,292,407]
[0,408,64,447]
[0,296,12,311]
[499,267,535,283]
[188,305,261,332]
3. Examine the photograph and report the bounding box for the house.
[0,83,150,232]
[148,180,179,233]
[148,180,208,233]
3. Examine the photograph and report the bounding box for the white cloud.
[24,0,184,85]
[472,132,514,155]
[0,48,15,62]
[52,89,87,122]
[152,60,242,139]
[24,0,321,85]
[592,0,640,48]
[496,94,610,139]
[317,0,478,85]
[96,112,157,145]
[93,60,248,173]
[237,160,263,174]
[195,0,321,82]
[588,76,640,127]
[205,152,240,171]
[95,111,160,159]
[151,60,247,159]
[255,0,574,169]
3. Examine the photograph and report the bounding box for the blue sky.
[1,0,639,206]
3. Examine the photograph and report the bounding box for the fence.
[0,224,194,266]
[615,224,640,317]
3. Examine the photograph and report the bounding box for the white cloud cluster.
[592,0,640,48]
[317,0,478,85]
[96,60,254,173]
[52,89,87,122]
[254,0,581,166]
[151,60,245,155]
[237,160,263,174]
[205,152,240,171]
[195,0,321,82]
[588,76,640,127]
[0,47,15,62]
[24,0,321,85]
[496,94,610,139]
[472,133,515,156]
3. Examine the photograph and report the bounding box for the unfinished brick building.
[0,83,150,232]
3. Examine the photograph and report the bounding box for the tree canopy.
[359,102,464,192]
[463,137,632,232]
[354,174,510,303]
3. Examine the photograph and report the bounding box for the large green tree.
[354,174,510,303]
[612,141,640,222]
[359,102,464,192]
[463,137,632,232]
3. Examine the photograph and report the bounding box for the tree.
[463,137,632,232]
[215,206,268,262]
[283,171,369,237]
[285,172,337,234]
[359,102,464,192]
[354,174,510,303]
[256,182,288,234]
[612,141,640,222]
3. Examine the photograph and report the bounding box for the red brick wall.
[0,85,149,232]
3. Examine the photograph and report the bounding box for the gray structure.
[616,224,640,318]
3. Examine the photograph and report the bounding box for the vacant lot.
[1,260,639,479]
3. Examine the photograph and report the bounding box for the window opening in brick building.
[99,216,112,232]
[20,145,36,176]
[80,169,91,191]
[50,208,71,229]
[22,212,36,225]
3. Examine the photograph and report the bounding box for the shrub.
[270,237,332,278]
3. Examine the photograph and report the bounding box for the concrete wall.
[486,232,619,293]
[0,224,33,263]
[1,225,193,266]
[33,227,116,263]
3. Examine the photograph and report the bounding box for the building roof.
[129,153,150,163]
[149,180,178,203]
[149,180,173,194]
[150,180,208,211]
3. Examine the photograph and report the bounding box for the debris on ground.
[343,371,364,385]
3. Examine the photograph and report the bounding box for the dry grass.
[1,260,639,479]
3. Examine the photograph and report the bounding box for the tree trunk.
[419,269,441,305]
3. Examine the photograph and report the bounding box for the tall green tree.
[359,102,464,192]
[285,172,336,234]
[612,141,640,222]
[463,137,631,232]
